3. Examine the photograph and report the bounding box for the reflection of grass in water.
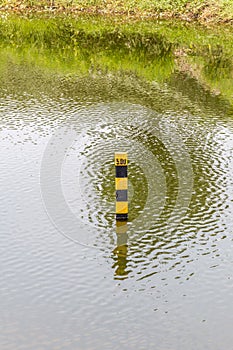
[0,15,233,104]
[0,45,174,88]
[0,15,175,81]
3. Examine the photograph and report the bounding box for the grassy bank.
[0,0,233,24]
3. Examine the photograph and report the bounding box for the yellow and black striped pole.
[115,152,128,221]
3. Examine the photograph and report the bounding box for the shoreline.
[0,2,233,26]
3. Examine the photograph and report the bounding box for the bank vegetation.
[0,0,233,24]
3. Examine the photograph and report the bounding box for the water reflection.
[204,45,233,81]
[1,54,233,275]
[1,24,233,350]
[112,221,129,279]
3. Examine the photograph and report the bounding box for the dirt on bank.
[0,1,232,25]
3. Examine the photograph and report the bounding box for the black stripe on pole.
[116,190,128,202]
[115,166,127,178]
[116,213,128,221]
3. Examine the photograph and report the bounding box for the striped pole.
[115,152,128,221]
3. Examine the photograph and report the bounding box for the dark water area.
[1,33,233,349]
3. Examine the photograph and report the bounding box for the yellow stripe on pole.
[116,202,128,214]
[115,178,128,190]
[115,152,128,166]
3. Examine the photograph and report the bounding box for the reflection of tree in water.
[167,71,232,116]
[112,119,230,281]
[129,127,178,223]
[1,53,231,281]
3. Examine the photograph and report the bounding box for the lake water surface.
[1,44,233,350]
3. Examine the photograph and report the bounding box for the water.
[1,55,233,350]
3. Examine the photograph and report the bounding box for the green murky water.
[1,17,233,350]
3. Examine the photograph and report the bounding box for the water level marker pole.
[115,152,128,221]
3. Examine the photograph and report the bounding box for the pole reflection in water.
[112,221,129,279]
